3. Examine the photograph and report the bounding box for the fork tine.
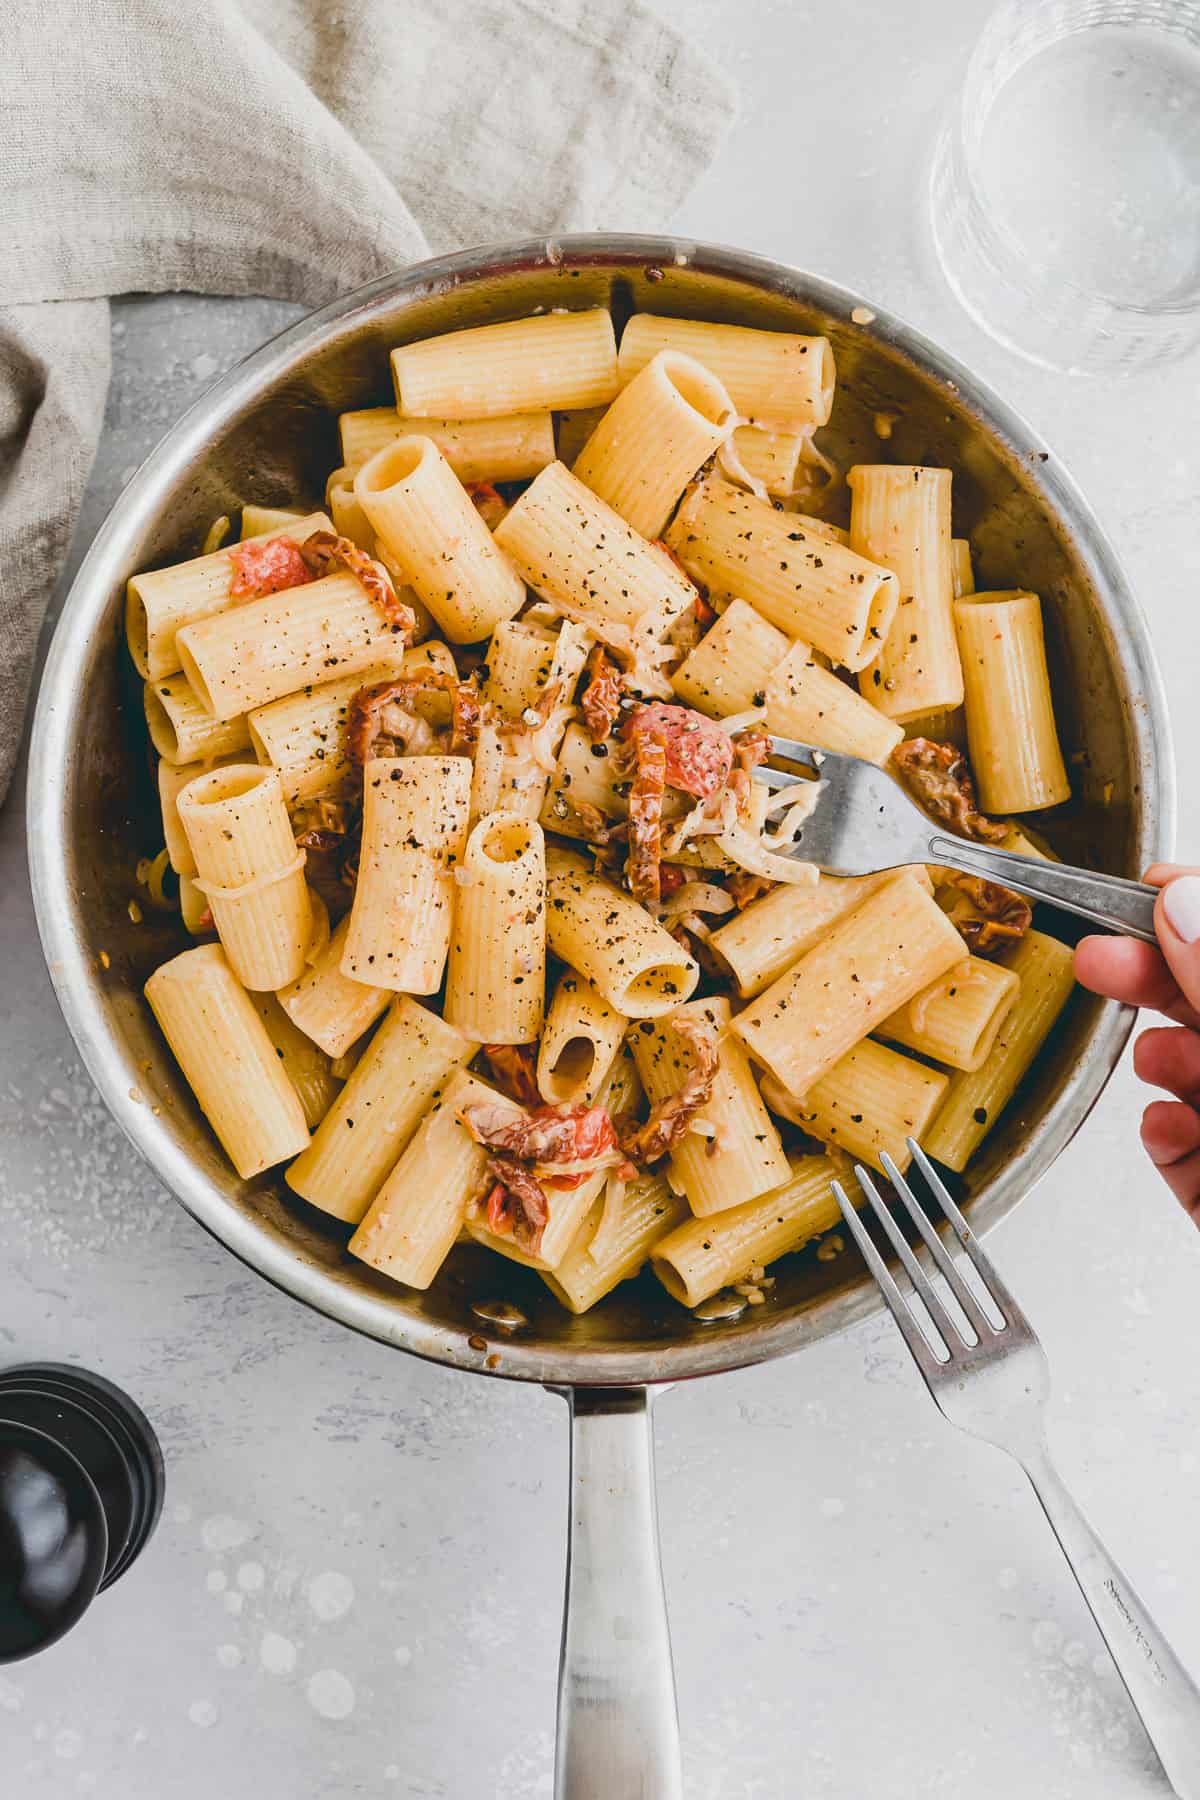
[751,765,813,795]
[830,1180,948,1374]
[906,1139,1031,1333]
[879,1151,1000,1340]
[851,1164,978,1351]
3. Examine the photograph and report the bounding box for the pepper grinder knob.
[0,1364,165,1664]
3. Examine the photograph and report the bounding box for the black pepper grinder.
[0,1364,164,1663]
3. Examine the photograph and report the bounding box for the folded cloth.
[0,0,736,804]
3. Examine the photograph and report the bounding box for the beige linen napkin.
[0,0,735,803]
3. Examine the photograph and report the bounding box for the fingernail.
[1162,876,1200,943]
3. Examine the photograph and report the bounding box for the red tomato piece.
[623,703,733,800]
[227,536,311,599]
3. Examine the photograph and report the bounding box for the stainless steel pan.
[27,237,1174,1795]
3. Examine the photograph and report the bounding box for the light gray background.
[3,1,1199,1794]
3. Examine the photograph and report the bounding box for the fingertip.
[1073,933,1176,1010]
[1141,1098,1200,1167]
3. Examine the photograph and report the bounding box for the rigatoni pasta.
[851,465,963,719]
[178,571,407,720]
[774,1038,950,1175]
[126,512,332,680]
[392,310,618,419]
[145,944,310,1179]
[629,997,790,1216]
[709,867,932,999]
[543,1172,688,1314]
[247,641,455,806]
[176,764,312,990]
[923,931,1076,1172]
[494,460,697,657]
[343,756,471,993]
[131,296,1078,1320]
[144,674,251,765]
[651,1153,847,1308]
[354,437,525,644]
[339,406,555,482]
[732,870,966,1095]
[286,997,477,1224]
[537,972,626,1106]
[876,953,1021,1072]
[276,916,391,1060]
[573,351,735,540]
[349,1068,498,1286]
[445,814,546,1044]
[665,479,898,669]
[618,315,835,427]
[954,591,1070,814]
[545,849,699,1019]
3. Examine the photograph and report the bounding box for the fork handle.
[926,835,1159,943]
[1021,1442,1200,1796]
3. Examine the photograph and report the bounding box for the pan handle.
[552,1385,682,1799]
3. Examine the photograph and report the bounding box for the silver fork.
[754,735,1158,941]
[832,1139,1200,1798]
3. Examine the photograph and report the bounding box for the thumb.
[1156,871,1200,1016]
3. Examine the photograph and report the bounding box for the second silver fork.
[834,1141,1200,1798]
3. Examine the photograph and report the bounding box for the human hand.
[1075,866,1200,1220]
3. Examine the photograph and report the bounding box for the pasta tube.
[540,721,628,839]
[877,954,1021,1072]
[618,315,835,428]
[391,309,618,420]
[178,873,214,937]
[542,1172,688,1314]
[338,406,555,482]
[354,438,524,644]
[483,618,591,719]
[726,425,810,498]
[240,506,305,538]
[629,997,791,1216]
[672,598,902,764]
[158,753,241,878]
[276,916,391,1059]
[782,1038,949,1174]
[126,511,331,681]
[144,674,251,765]
[177,764,312,991]
[952,537,975,597]
[546,848,699,1019]
[343,755,471,992]
[247,641,455,805]
[954,591,1070,813]
[494,461,697,652]
[287,997,477,1224]
[445,814,546,1044]
[324,467,374,550]
[664,479,898,670]
[464,1052,641,1272]
[349,1069,498,1286]
[709,868,932,999]
[923,931,1076,1172]
[851,465,963,720]
[177,572,407,721]
[250,993,340,1131]
[573,351,735,540]
[537,972,626,1106]
[732,870,966,1095]
[145,944,309,1179]
[651,1152,845,1308]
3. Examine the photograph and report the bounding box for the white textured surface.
[4,2,1200,1793]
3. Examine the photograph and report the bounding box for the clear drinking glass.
[930,0,1200,372]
